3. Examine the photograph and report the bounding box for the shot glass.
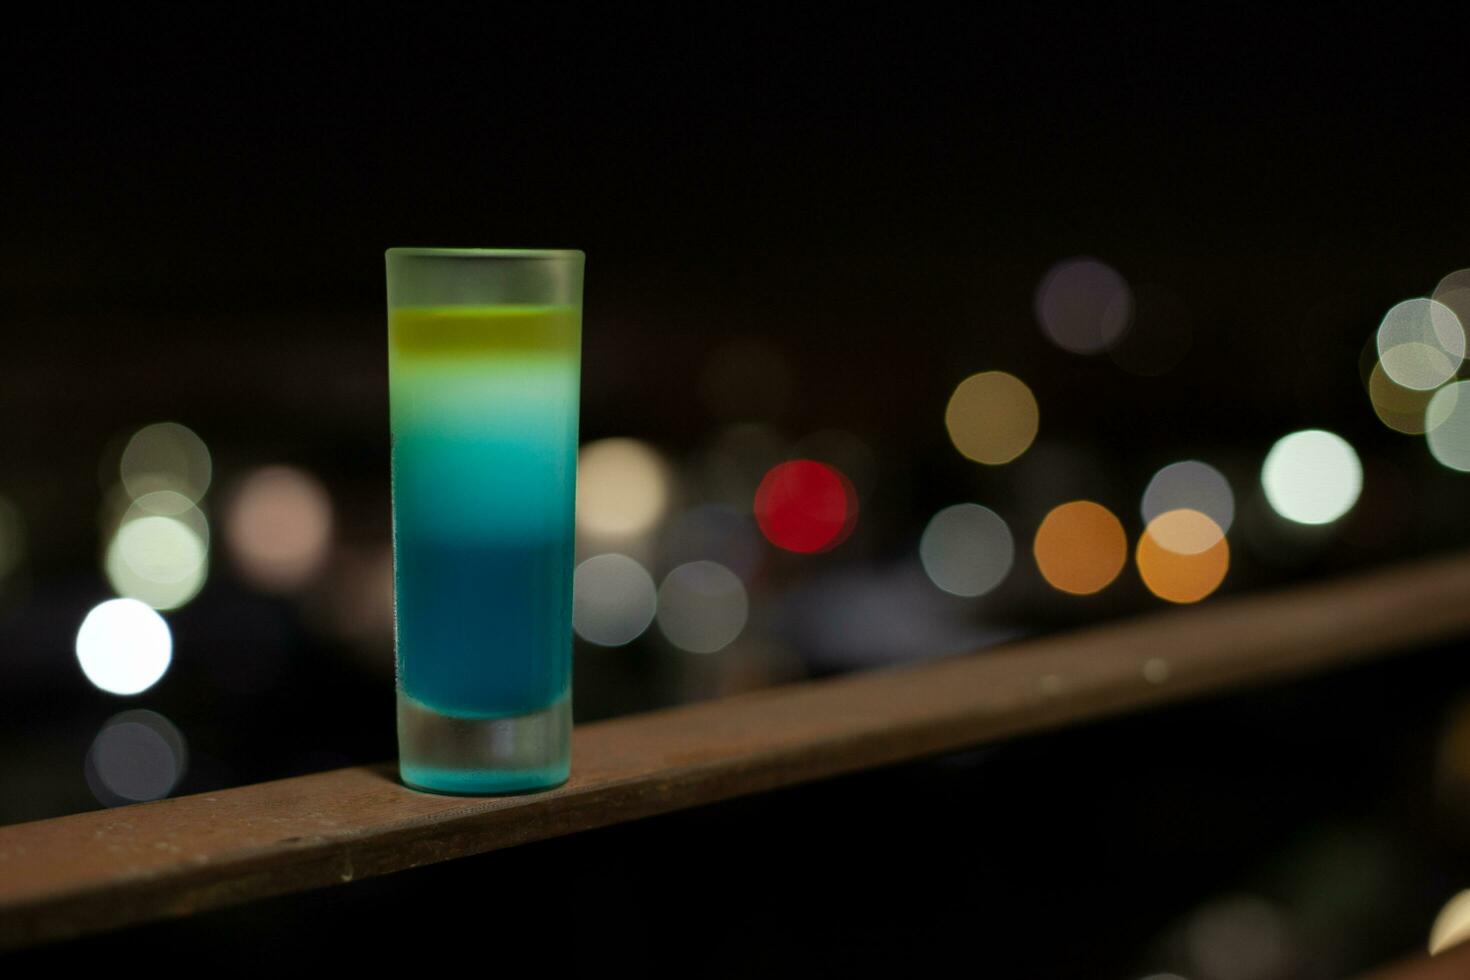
[386,248,583,794]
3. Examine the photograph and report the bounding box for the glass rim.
[386,247,584,260]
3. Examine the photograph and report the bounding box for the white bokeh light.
[656,560,748,654]
[573,554,658,647]
[75,598,173,695]
[1260,430,1362,525]
[1427,381,1470,472]
[1376,298,1465,391]
[918,504,1014,598]
[104,513,209,610]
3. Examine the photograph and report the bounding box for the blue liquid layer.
[395,538,572,716]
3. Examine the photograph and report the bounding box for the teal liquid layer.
[400,760,571,795]
[389,308,579,721]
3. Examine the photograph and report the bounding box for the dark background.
[6,7,1470,976]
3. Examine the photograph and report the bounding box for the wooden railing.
[6,550,1470,967]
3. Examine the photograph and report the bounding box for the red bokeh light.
[753,460,857,554]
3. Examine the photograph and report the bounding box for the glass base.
[397,691,571,795]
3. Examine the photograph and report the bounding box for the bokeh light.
[1136,509,1229,604]
[85,709,187,805]
[224,466,333,592]
[1375,298,1465,391]
[75,598,173,695]
[944,371,1039,465]
[1141,460,1234,538]
[577,438,672,539]
[104,512,209,610]
[1430,890,1470,955]
[1260,430,1362,525]
[119,422,212,501]
[1035,257,1134,354]
[656,560,748,653]
[129,488,210,530]
[573,553,658,647]
[1433,269,1470,329]
[1426,382,1470,472]
[1185,895,1289,980]
[753,460,856,554]
[1033,501,1127,595]
[919,503,1014,598]
[1368,360,1441,435]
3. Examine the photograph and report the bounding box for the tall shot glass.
[386,248,583,794]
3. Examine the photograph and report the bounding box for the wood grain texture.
[6,550,1470,948]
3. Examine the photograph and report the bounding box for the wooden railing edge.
[5,550,1470,950]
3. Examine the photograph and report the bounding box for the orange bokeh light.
[1136,509,1229,604]
[1032,501,1127,595]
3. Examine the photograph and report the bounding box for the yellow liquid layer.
[390,305,580,357]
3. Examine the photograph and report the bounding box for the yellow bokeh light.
[1033,500,1126,595]
[576,438,672,538]
[1430,890,1470,954]
[1136,509,1229,604]
[1368,360,1440,435]
[944,371,1039,465]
